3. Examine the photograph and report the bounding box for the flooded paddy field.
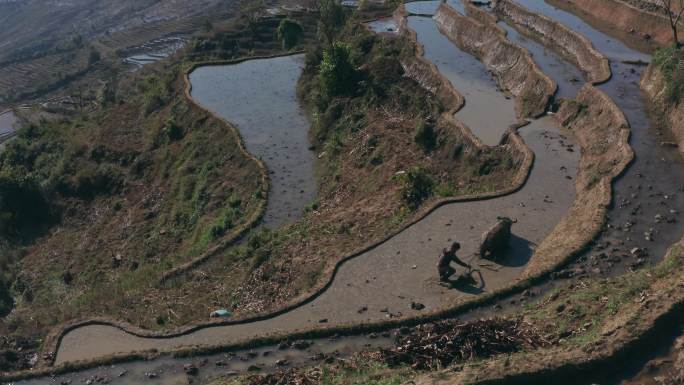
[0,110,17,136]
[121,36,187,67]
[189,54,317,228]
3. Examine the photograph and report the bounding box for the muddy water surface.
[366,17,398,34]
[409,15,518,145]
[189,55,316,228]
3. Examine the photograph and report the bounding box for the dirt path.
[51,11,580,366]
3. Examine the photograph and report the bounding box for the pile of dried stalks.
[380,318,548,370]
[245,368,322,385]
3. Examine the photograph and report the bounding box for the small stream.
[189,55,317,228]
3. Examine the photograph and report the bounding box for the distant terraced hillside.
[0,0,243,104]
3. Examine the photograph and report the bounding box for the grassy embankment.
[652,45,684,103]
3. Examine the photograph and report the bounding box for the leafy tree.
[400,166,434,209]
[277,18,304,50]
[319,42,357,96]
[317,0,346,48]
[202,18,213,33]
[659,0,684,46]
[243,0,265,37]
[163,116,184,141]
[0,172,50,237]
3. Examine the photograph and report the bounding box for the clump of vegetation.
[317,0,346,47]
[277,18,304,50]
[414,121,437,151]
[653,45,684,103]
[319,42,359,97]
[400,166,435,210]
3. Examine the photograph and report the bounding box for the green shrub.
[277,19,304,50]
[319,42,358,97]
[414,121,437,151]
[163,117,184,141]
[400,166,434,209]
[0,172,51,237]
[653,46,684,103]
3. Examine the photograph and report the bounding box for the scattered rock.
[410,302,425,311]
[183,364,199,376]
[277,342,290,350]
[293,340,311,350]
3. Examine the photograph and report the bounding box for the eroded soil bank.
[492,0,611,84]
[189,55,316,228]
[547,0,681,49]
[641,62,684,152]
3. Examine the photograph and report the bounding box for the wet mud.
[19,336,393,385]
[189,55,317,228]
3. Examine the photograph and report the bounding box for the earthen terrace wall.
[492,0,611,84]
[434,2,557,119]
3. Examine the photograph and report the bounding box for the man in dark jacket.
[437,242,471,282]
